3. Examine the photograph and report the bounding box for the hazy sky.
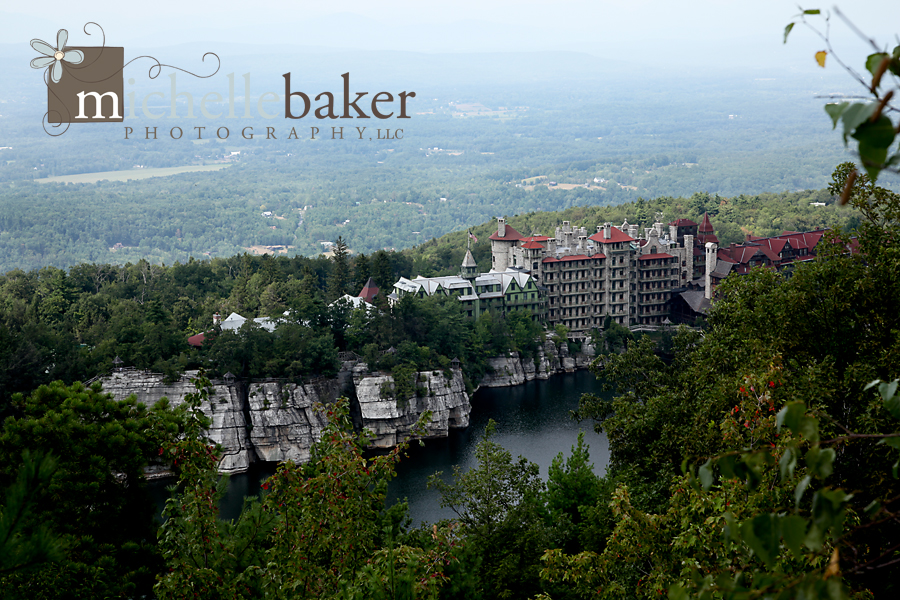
[3,1,899,69]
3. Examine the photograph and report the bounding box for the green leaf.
[802,9,821,15]
[864,500,881,518]
[723,511,740,543]
[879,437,900,477]
[718,454,738,480]
[783,22,795,44]
[799,416,820,443]
[740,514,779,568]
[839,102,878,144]
[777,402,806,433]
[879,437,900,450]
[824,102,849,129]
[853,115,896,148]
[779,445,797,481]
[699,458,714,491]
[879,380,899,419]
[806,447,835,479]
[795,475,811,509]
[865,52,889,76]
[781,514,808,559]
[668,583,689,600]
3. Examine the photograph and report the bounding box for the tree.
[155,389,458,600]
[429,420,554,599]
[327,236,351,302]
[0,452,64,578]
[0,381,185,599]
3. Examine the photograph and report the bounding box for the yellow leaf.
[824,547,840,579]
[815,51,827,68]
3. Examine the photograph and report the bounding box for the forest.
[3,12,900,600]
[1,168,899,599]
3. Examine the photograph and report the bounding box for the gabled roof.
[332,294,368,310]
[358,277,379,303]
[678,290,711,315]
[521,235,551,242]
[521,241,545,249]
[587,226,635,244]
[639,253,675,261]
[699,212,714,233]
[710,261,735,279]
[670,218,698,227]
[490,269,534,294]
[489,223,525,241]
[187,332,206,347]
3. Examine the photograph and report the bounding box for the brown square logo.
[31,29,124,126]
[49,46,124,123]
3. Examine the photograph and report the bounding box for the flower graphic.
[30,29,84,84]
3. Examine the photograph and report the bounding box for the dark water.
[152,370,610,526]
[388,369,610,526]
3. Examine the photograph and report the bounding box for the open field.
[36,164,230,184]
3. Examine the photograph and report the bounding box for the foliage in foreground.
[154,381,461,600]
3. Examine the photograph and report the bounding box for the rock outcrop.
[354,369,470,448]
[100,369,252,474]
[98,340,594,474]
[245,378,342,464]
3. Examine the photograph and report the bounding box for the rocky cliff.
[99,341,593,474]
[100,369,253,474]
[100,364,471,474]
[478,341,595,387]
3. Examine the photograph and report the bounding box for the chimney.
[578,235,586,251]
[498,217,506,237]
[213,312,221,325]
[603,222,611,240]
[629,224,639,239]
[704,242,718,300]
[669,225,678,242]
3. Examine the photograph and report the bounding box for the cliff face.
[354,369,470,448]
[99,342,592,474]
[245,378,341,464]
[100,365,471,473]
[100,369,253,474]
[478,341,596,388]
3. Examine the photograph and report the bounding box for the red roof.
[521,235,551,242]
[699,212,714,233]
[187,332,206,347]
[588,226,635,244]
[716,250,738,263]
[670,218,698,227]
[639,253,674,260]
[358,277,379,303]
[489,223,525,241]
[521,241,545,249]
